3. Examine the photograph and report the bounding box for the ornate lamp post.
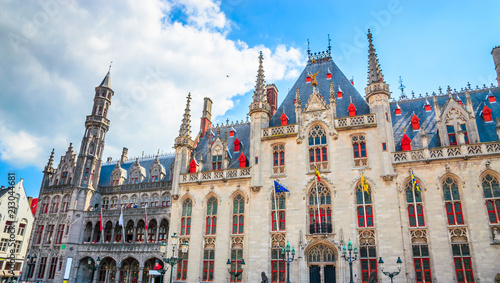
[341,239,358,283]
[88,257,100,283]
[160,233,189,283]
[226,258,245,282]
[378,256,402,283]
[24,254,36,281]
[281,241,295,283]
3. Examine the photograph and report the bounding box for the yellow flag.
[314,168,321,182]
[361,173,370,194]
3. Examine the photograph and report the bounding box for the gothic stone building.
[24,32,500,283]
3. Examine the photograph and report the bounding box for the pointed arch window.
[271,192,286,232]
[205,197,217,235]
[308,125,328,171]
[352,134,367,167]
[232,195,245,234]
[308,183,332,234]
[62,195,70,212]
[482,174,500,223]
[443,177,464,225]
[273,144,285,175]
[405,180,425,227]
[181,199,192,236]
[447,125,457,145]
[356,182,374,227]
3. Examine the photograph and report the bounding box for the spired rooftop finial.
[44,148,55,173]
[367,29,384,85]
[398,76,406,96]
[178,93,192,138]
[99,63,112,88]
[253,51,267,103]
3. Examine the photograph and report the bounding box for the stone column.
[155,223,160,243]
[138,267,144,282]
[133,225,137,243]
[111,224,116,243]
[115,264,121,283]
[90,225,95,243]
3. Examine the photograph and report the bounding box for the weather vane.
[327,34,331,51]
[398,76,406,95]
[108,61,113,72]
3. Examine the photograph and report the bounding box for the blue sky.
[0,0,499,198]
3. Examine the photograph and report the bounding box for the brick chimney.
[266,84,278,116]
[200,97,213,138]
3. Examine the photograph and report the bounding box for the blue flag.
[274,180,289,193]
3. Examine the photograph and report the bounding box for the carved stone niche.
[172,195,179,200]
[382,174,395,182]
[358,229,376,246]
[204,236,216,249]
[231,236,244,249]
[410,229,428,244]
[271,232,286,248]
[449,227,468,243]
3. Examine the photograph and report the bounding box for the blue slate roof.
[270,58,370,127]
[98,155,175,187]
[193,122,251,171]
[391,87,500,151]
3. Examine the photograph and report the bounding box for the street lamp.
[161,233,189,283]
[88,257,100,283]
[281,241,295,283]
[226,258,245,282]
[341,239,358,283]
[25,254,36,281]
[378,256,402,283]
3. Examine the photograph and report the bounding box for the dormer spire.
[367,29,384,85]
[178,93,192,138]
[253,51,267,103]
[45,148,55,172]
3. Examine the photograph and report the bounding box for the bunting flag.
[274,180,289,193]
[118,207,124,227]
[100,207,103,232]
[361,173,370,194]
[314,168,321,182]
[144,205,148,230]
[411,170,421,192]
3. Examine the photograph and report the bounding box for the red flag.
[100,207,103,232]
[144,206,148,230]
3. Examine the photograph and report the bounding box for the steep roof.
[99,71,111,88]
[270,58,370,127]
[391,87,500,151]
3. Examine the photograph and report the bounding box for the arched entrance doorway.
[119,257,139,283]
[97,257,117,282]
[307,244,337,283]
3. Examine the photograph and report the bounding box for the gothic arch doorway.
[306,243,337,283]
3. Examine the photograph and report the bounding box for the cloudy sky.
[1,0,499,197]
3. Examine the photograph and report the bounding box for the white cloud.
[0,0,304,168]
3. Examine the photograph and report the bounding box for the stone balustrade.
[392,142,500,163]
[100,181,171,193]
[84,206,169,219]
[262,124,298,139]
[335,113,377,130]
[180,167,251,184]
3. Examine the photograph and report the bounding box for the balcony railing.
[77,242,164,253]
[262,124,298,140]
[309,222,333,234]
[181,167,251,184]
[335,114,376,130]
[100,180,171,193]
[84,206,169,218]
[392,141,500,164]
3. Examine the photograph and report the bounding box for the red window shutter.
[238,152,247,168]
[348,103,357,117]
[489,96,496,103]
[326,72,332,80]
[234,138,240,152]
[411,114,420,130]
[424,104,431,112]
[408,205,416,227]
[401,134,412,151]
[230,130,234,137]
[483,105,493,122]
[280,113,288,126]
[306,76,311,83]
[337,90,343,98]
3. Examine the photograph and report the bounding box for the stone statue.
[368,271,377,283]
[493,228,500,242]
[261,271,269,283]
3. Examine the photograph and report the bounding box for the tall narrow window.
[230,249,243,282]
[271,192,286,232]
[356,182,374,228]
[176,251,189,281]
[308,183,332,234]
[232,195,244,234]
[48,257,57,279]
[443,177,464,225]
[308,125,328,171]
[45,225,54,244]
[482,174,500,223]
[159,220,168,242]
[360,245,377,283]
[352,134,368,167]
[34,225,44,245]
[447,125,457,145]
[55,224,64,244]
[37,257,47,279]
[271,248,285,283]
[181,199,192,236]
[205,197,217,235]
[401,134,412,151]
[412,244,432,283]
[62,195,69,212]
[27,256,36,278]
[212,155,222,171]
[406,181,425,227]
[452,244,474,283]
[202,249,215,282]
[273,144,285,175]
[461,124,469,144]
[61,171,68,184]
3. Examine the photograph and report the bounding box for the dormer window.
[189,158,198,173]
[411,114,420,130]
[424,104,431,112]
[348,103,357,117]
[487,91,496,103]
[326,70,332,80]
[337,87,343,98]
[456,96,463,106]
[482,105,493,122]
[395,108,401,115]
[230,130,235,137]
[212,155,222,171]
[234,139,241,152]
[306,76,311,83]
[238,152,248,168]
[447,125,457,145]
[280,113,288,126]
[401,134,412,151]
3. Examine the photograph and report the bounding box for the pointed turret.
[99,71,111,88]
[249,52,272,117]
[367,29,384,85]
[178,93,192,139]
[44,149,55,173]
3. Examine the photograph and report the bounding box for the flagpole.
[100,207,104,243]
[145,205,148,243]
[315,177,322,233]
[273,183,279,232]
[121,207,125,244]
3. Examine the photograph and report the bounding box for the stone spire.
[178,93,192,138]
[44,148,55,173]
[367,29,384,85]
[253,51,267,103]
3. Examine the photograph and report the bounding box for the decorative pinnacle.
[398,76,406,96]
[178,93,192,138]
[367,29,384,85]
[295,87,301,106]
[253,51,267,103]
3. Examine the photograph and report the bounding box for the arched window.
[42,196,50,214]
[121,196,128,209]
[271,192,286,232]
[232,195,244,234]
[181,199,192,236]
[482,174,500,224]
[151,194,159,208]
[50,196,60,213]
[273,144,285,175]
[141,194,149,208]
[136,221,145,243]
[111,197,118,209]
[206,197,217,235]
[308,125,328,171]
[159,219,169,242]
[308,183,332,234]
[102,197,109,210]
[61,170,68,184]
[162,194,171,207]
[62,195,70,212]
[442,177,464,225]
[114,222,122,243]
[352,134,367,167]
[356,182,374,227]
[405,180,425,227]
